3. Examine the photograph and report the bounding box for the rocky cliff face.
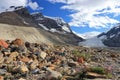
[98,24,120,47]
[0,7,83,45]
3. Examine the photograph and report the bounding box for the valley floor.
[0,38,119,80]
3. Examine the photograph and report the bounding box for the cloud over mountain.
[0,0,27,12]
[28,0,43,10]
[0,0,42,12]
[48,0,120,29]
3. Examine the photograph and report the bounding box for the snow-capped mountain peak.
[31,12,71,33]
[98,24,120,47]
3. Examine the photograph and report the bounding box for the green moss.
[72,50,80,56]
[106,73,113,78]
[90,67,105,74]
[72,50,91,61]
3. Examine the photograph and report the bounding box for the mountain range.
[0,6,120,47]
[79,24,120,47]
[0,7,83,45]
[98,24,120,47]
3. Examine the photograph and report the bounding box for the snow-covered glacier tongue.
[79,36,106,47]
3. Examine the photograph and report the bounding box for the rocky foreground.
[0,39,119,80]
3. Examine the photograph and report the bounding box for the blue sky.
[27,0,120,34]
[0,0,120,35]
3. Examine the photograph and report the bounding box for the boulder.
[39,51,47,59]
[0,39,8,48]
[0,69,7,75]
[78,57,84,64]
[30,59,38,70]
[0,53,4,64]
[6,52,19,63]
[12,38,24,46]
[47,64,57,70]
[53,59,61,65]
[19,63,29,73]
[0,76,4,80]
[68,62,77,67]
[18,78,26,80]
[45,68,62,79]
[20,56,30,63]
[31,68,40,74]
[86,72,106,78]
[9,52,19,58]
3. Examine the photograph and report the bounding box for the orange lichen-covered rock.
[0,76,4,80]
[78,57,84,64]
[20,56,30,63]
[12,38,24,46]
[0,39,8,48]
[47,64,56,70]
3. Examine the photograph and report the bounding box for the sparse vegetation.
[106,73,113,78]
[90,66,105,74]
[72,50,91,61]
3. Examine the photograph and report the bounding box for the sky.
[0,0,120,36]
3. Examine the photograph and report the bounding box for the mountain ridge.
[0,7,83,45]
[98,24,120,47]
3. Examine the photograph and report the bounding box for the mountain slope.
[79,24,120,47]
[0,23,52,44]
[0,7,83,45]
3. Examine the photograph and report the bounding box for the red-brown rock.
[0,76,4,80]
[20,56,30,63]
[0,39,8,48]
[12,38,24,46]
[78,57,84,64]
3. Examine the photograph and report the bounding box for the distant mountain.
[98,24,120,47]
[78,23,120,47]
[0,7,83,45]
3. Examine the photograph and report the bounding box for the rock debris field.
[0,38,119,80]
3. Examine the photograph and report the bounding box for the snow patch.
[62,25,71,32]
[99,35,107,40]
[36,18,44,20]
[38,24,49,31]
[50,28,57,32]
[45,16,66,24]
[23,20,29,25]
[31,12,40,15]
[110,34,115,38]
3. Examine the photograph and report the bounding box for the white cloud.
[48,0,67,3]
[28,0,43,10]
[73,31,101,39]
[48,0,120,29]
[0,0,28,12]
[0,0,43,13]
